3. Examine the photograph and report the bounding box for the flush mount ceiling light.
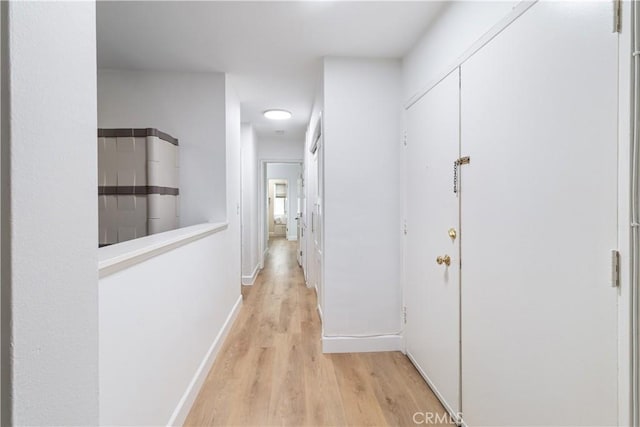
[263,109,292,120]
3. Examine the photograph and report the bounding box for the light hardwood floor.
[184,238,450,426]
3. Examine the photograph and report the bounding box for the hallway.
[184,238,449,426]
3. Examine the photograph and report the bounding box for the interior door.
[405,70,461,417]
[297,170,304,266]
[313,139,324,313]
[307,151,317,292]
[460,2,618,425]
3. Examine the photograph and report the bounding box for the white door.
[297,170,304,266]
[405,70,461,417]
[307,153,317,291]
[460,2,618,425]
[313,140,324,313]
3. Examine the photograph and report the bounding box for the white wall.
[403,1,518,101]
[225,77,242,290]
[266,163,302,241]
[241,124,260,283]
[257,135,304,161]
[322,57,402,344]
[1,2,99,424]
[99,227,241,426]
[99,77,242,426]
[97,69,228,227]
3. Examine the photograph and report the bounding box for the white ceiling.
[97,1,446,139]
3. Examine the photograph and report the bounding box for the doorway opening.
[259,161,303,268]
[268,179,288,240]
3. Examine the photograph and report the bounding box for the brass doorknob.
[448,228,457,240]
[436,255,451,266]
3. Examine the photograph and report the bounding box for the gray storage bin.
[98,128,180,246]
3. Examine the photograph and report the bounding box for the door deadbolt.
[448,228,457,240]
[436,255,451,266]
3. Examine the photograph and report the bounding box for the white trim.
[167,295,243,427]
[260,246,268,269]
[286,235,297,241]
[313,285,325,336]
[98,222,228,278]
[407,351,463,427]
[404,0,537,110]
[241,263,261,286]
[310,112,322,154]
[321,334,402,354]
[399,323,406,356]
[312,284,323,322]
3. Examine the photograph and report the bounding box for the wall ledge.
[98,222,228,278]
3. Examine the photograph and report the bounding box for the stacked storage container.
[98,128,179,246]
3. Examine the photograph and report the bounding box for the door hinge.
[403,130,407,147]
[613,0,621,33]
[403,306,407,324]
[300,250,303,257]
[403,220,408,235]
[611,249,620,287]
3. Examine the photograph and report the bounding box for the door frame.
[267,178,288,238]
[0,4,6,422]
[627,1,638,424]
[258,159,303,269]
[310,136,324,316]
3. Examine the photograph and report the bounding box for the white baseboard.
[313,285,322,323]
[287,235,297,241]
[406,351,463,426]
[260,247,268,268]
[322,334,402,354]
[167,295,243,426]
[241,264,260,285]
[313,286,324,330]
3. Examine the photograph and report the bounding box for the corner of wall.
[4,2,99,424]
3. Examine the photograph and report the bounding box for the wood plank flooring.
[184,238,450,426]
